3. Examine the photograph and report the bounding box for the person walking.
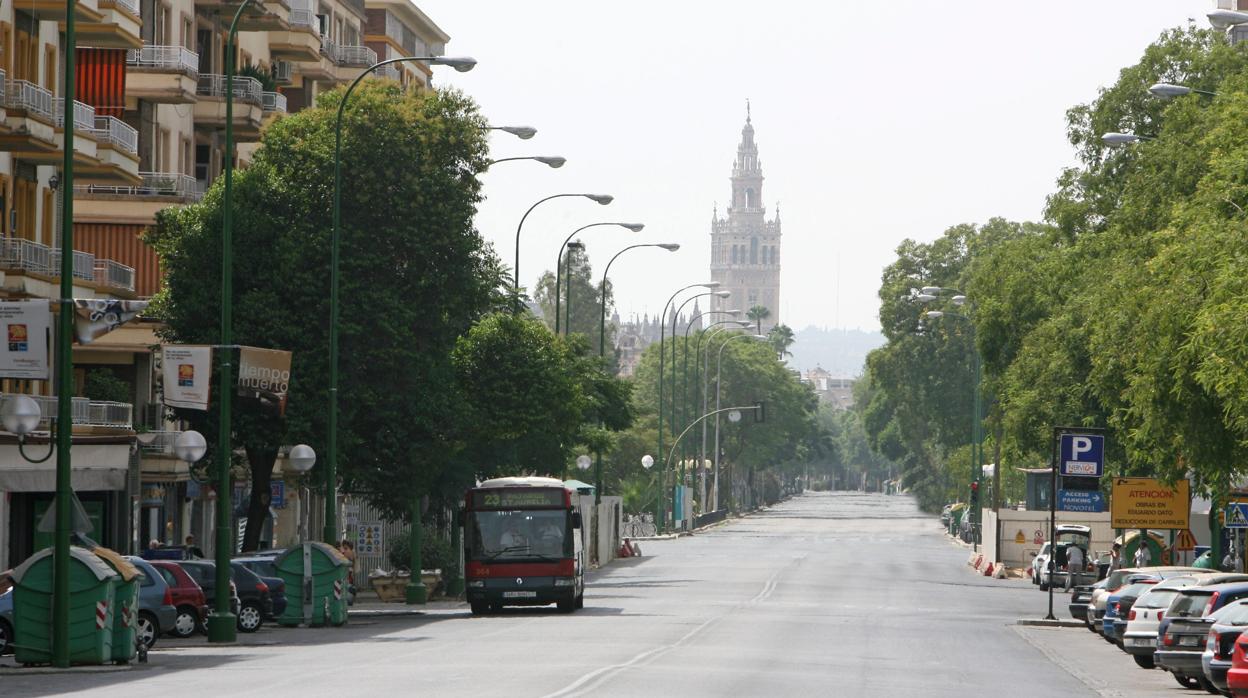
[1134,540,1152,568]
[1065,544,1084,591]
[1108,542,1121,572]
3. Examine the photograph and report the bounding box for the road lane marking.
[541,561,796,698]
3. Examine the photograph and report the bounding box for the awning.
[0,442,131,491]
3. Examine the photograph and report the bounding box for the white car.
[1031,542,1051,585]
[1089,567,1208,635]
[1121,576,1203,668]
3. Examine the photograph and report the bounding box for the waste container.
[91,546,141,662]
[274,542,350,627]
[10,545,119,665]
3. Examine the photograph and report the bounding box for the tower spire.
[746,98,751,124]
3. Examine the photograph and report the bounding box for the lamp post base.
[207,612,237,643]
[405,581,427,605]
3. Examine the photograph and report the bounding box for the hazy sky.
[419,1,1212,332]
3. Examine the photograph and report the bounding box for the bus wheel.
[575,593,584,610]
[557,598,577,613]
[470,602,487,616]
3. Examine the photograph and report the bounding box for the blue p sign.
[1060,433,1104,478]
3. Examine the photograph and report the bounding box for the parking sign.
[1060,433,1104,478]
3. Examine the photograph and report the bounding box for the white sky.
[418,0,1212,332]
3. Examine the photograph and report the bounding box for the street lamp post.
[555,222,644,335]
[488,156,566,168]
[714,333,767,512]
[562,241,583,335]
[657,282,719,531]
[487,125,538,139]
[692,318,748,511]
[327,54,476,553]
[680,310,738,512]
[670,290,728,523]
[595,243,679,502]
[512,193,614,303]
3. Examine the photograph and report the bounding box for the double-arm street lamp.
[713,333,768,512]
[326,55,476,599]
[657,282,719,531]
[695,318,749,511]
[556,223,645,335]
[489,156,566,168]
[488,125,537,139]
[679,310,738,497]
[920,288,982,551]
[669,290,729,515]
[513,194,614,302]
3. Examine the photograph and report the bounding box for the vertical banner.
[162,345,213,410]
[0,300,50,379]
[237,346,292,415]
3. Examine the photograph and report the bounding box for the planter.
[421,569,441,595]
[369,572,410,603]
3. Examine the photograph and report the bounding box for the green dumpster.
[92,546,140,662]
[275,542,350,627]
[11,546,119,665]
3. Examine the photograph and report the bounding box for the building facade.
[0,0,454,569]
[613,303,700,378]
[709,106,780,334]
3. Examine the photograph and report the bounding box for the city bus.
[462,477,585,615]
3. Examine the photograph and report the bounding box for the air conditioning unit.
[272,61,293,85]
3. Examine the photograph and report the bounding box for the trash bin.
[274,542,350,627]
[91,546,141,662]
[10,545,119,665]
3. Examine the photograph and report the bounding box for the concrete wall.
[985,509,1114,568]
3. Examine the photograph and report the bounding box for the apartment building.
[0,0,454,567]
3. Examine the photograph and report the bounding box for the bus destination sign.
[472,489,565,509]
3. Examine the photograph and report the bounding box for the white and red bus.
[462,476,585,614]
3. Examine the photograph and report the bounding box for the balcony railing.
[12,395,132,429]
[54,98,96,131]
[126,45,199,77]
[261,91,286,113]
[90,115,138,154]
[50,249,97,281]
[106,0,139,15]
[5,79,53,120]
[196,74,262,105]
[288,1,316,31]
[0,70,7,103]
[139,430,181,455]
[334,44,377,67]
[93,259,136,292]
[320,36,338,60]
[73,172,204,201]
[0,238,52,274]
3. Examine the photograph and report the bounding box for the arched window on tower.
[750,237,758,264]
[731,245,738,264]
[745,187,756,208]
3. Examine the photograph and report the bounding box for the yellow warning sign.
[1015,530,1026,544]
[1174,529,1197,552]
[1111,477,1190,529]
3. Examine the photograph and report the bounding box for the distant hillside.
[786,326,885,376]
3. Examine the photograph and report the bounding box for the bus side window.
[571,511,582,529]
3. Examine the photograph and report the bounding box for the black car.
[234,557,288,621]
[1202,601,1248,694]
[1109,582,1153,646]
[1070,580,1103,621]
[178,560,272,633]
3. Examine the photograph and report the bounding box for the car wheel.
[575,592,584,610]
[1039,581,1048,591]
[136,611,159,649]
[1086,616,1097,633]
[1133,654,1155,669]
[0,617,12,655]
[172,606,198,639]
[469,602,487,616]
[556,598,576,613]
[1199,676,1219,694]
[1172,674,1202,689]
[237,602,263,633]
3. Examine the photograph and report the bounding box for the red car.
[1228,632,1248,697]
[149,560,208,638]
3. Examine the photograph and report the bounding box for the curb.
[0,663,135,675]
[348,609,430,617]
[1016,618,1085,628]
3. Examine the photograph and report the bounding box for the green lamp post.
[557,222,644,335]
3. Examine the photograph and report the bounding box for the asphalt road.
[0,492,1197,697]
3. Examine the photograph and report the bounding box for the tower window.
[750,237,758,264]
[745,187,756,208]
[731,246,738,264]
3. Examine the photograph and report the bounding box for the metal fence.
[91,115,139,154]
[74,172,204,202]
[54,98,96,131]
[6,79,52,119]
[261,91,287,113]
[126,45,199,77]
[622,514,657,538]
[196,74,263,105]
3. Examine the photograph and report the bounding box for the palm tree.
[767,323,795,357]
[746,305,771,334]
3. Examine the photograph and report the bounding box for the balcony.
[126,45,199,103]
[138,430,181,455]
[261,91,287,113]
[78,115,141,183]
[55,98,96,131]
[17,395,134,430]
[16,0,102,23]
[193,74,264,139]
[268,0,321,62]
[0,79,59,156]
[75,171,204,202]
[334,44,377,67]
[78,0,142,49]
[0,238,135,293]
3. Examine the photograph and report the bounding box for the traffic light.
[970,481,980,504]
[754,400,765,423]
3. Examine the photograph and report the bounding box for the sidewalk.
[347,590,465,617]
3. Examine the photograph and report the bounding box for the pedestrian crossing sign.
[1225,503,1248,529]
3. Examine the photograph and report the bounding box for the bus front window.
[471,510,569,560]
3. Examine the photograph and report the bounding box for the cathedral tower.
[710,104,781,332]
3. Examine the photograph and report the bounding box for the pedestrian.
[184,534,204,558]
[1065,544,1084,590]
[1134,541,1152,568]
[1108,542,1121,572]
[339,539,357,603]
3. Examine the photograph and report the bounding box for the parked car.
[1122,576,1203,668]
[1154,578,1248,688]
[123,556,179,649]
[0,588,12,655]
[1089,567,1206,636]
[1035,525,1095,591]
[176,560,242,624]
[1031,542,1051,586]
[1200,599,1248,695]
[1227,630,1248,698]
[1104,580,1159,644]
[149,560,209,639]
[234,556,288,620]
[181,561,273,632]
[1070,579,1105,622]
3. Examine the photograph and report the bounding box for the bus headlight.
[468,580,485,588]
[553,577,575,587]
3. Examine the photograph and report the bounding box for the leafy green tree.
[532,246,616,355]
[148,82,505,546]
[767,323,795,358]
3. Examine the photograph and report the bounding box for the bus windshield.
[470,509,571,561]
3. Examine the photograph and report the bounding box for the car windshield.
[1170,591,1214,618]
[470,509,570,561]
[1138,589,1179,609]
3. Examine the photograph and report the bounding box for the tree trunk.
[242,444,278,553]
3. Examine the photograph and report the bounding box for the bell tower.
[710,102,781,332]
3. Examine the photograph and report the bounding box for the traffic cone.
[983,562,994,576]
